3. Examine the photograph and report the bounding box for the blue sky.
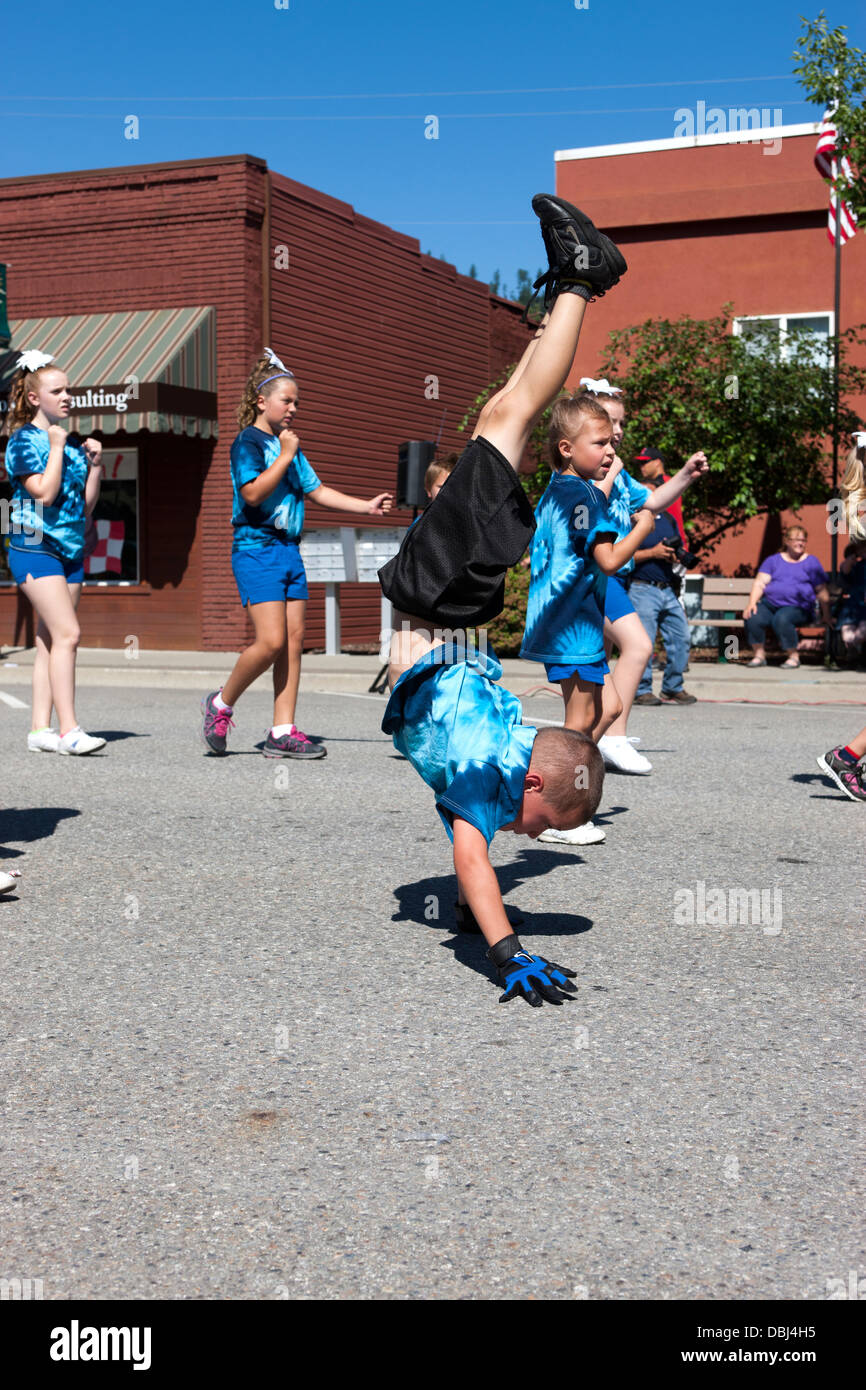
[2,0,861,289]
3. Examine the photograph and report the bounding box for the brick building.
[555,122,866,574]
[0,155,530,651]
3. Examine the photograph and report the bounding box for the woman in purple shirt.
[744,525,831,668]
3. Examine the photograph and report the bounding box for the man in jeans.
[630,464,696,706]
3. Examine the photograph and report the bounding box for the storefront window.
[85,447,139,585]
[0,444,139,585]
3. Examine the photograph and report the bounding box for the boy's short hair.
[530,726,604,822]
[425,453,458,494]
[548,394,612,470]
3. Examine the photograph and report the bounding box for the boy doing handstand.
[379,195,627,1007]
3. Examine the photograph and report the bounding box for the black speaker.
[397,440,435,509]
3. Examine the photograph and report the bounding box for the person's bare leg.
[560,674,601,736]
[221,601,286,707]
[604,613,653,738]
[272,599,306,727]
[31,617,53,730]
[844,724,866,759]
[478,312,550,417]
[19,575,80,736]
[388,611,449,690]
[591,672,624,742]
[472,295,587,466]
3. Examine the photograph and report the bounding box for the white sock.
[213,692,232,712]
[271,723,294,738]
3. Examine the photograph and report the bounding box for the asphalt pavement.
[0,678,863,1300]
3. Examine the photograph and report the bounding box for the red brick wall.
[267,171,531,648]
[0,155,532,652]
[0,154,267,650]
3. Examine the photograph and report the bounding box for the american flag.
[814,109,857,246]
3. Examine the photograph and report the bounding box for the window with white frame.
[733,312,834,363]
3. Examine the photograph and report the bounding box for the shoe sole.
[816,753,864,801]
[58,744,106,756]
[262,747,327,760]
[538,832,606,845]
[659,696,696,704]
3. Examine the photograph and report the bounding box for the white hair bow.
[579,377,622,396]
[853,431,866,448]
[16,349,55,373]
[264,346,292,374]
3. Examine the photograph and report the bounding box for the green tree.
[598,308,866,548]
[455,308,866,649]
[487,267,545,317]
[793,11,866,222]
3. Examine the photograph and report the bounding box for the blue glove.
[488,934,578,1007]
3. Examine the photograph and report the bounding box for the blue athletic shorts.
[7,546,85,584]
[231,541,309,606]
[604,573,635,624]
[544,659,610,686]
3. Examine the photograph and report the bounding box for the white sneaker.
[538,821,606,846]
[28,727,62,753]
[58,728,106,756]
[597,734,652,775]
[0,869,22,894]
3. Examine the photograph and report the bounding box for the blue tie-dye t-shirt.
[601,468,650,576]
[382,644,536,846]
[5,424,89,562]
[230,426,322,550]
[520,472,617,665]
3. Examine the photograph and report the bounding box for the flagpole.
[832,191,841,582]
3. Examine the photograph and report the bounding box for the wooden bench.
[689,576,826,661]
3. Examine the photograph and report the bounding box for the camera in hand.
[668,537,699,570]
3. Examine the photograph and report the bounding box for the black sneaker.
[262,729,327,760]
[634,692,662,706]
[530,193,627,310]
[659,689,697,705]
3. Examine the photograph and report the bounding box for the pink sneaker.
[201,690,235,754]
[262,726,327,759]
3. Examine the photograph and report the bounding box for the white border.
[555,123,820,162]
